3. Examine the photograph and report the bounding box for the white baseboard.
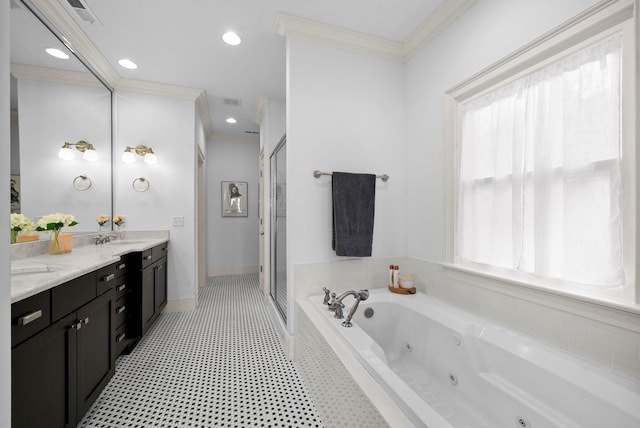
[162,297,197,313]
[208,265,259,276]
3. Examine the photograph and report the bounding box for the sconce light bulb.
[122,148,136,163]
[83,148,98,162]
[144,152,158,165]
[58,144,74,160]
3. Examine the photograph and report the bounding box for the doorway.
[270,136,287,322]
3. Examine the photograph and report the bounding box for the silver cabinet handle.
[144,255,152,261]
[116,333,126,342]
[18,310,42,326]
[116,284,127,292]
[117,306,126,314]
[103,273,115,282]
[117,263,126,270]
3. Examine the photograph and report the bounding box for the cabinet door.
[12,312,77,428]
[154,257,167,313]
[76,289,115,420]
[141,265,155,335]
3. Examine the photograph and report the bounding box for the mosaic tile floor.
[79,274,324,428]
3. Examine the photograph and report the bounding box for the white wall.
[1,1,11,423]
[16,78,111,231]
[286,39,407,331]
[287,40,407,264]
[206,137,260,275]
[404,0,599,261]
[114,90,197,305]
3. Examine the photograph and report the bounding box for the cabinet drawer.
[114,281,131,300]
[115,323,128,355]
[114,296,127,328]
[152,244,168,262]
[11,291,51,347]
[96,263,120,295]
[141,249,154,269]
[52,272,96,321]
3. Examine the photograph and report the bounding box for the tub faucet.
[334,289,369,327]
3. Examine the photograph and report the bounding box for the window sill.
[440,262,640,333]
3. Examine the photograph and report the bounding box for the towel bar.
[313,170,389,182]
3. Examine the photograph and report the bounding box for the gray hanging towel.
[332,171,376,257]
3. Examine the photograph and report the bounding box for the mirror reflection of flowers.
[10,213,35,244]
[113,215,125,227]
[97,215,110,226]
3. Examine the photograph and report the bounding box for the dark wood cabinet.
[12,312,77,428]
[11,241,168,427]
[136,243,168,336]
[12,284,115,428]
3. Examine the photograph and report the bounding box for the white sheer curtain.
[457,35,623,286]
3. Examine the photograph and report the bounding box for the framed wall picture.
[222,181,248,217]
[10,175,21,213]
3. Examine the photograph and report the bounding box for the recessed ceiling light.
[222,31,242,46]
[118,58,138,69]
[45,48,69,59]
[226,117,237,124]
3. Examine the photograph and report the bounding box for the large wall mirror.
[10,0,112,235]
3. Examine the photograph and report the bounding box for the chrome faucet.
[328,289,369,327]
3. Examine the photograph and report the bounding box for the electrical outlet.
[172,216,184,227]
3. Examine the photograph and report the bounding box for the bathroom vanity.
[10,237,168,428]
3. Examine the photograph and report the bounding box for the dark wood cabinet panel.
[12,312,77,428]
[76,289,116,420]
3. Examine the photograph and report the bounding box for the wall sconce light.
[122,145,157,165]
[58,141,98,161]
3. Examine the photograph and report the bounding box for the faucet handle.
[322,287,331,305]
[327,292,337,310]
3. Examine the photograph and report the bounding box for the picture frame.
[10,175,21,214]
[222,181,248,217]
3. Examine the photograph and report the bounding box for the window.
[446,1,636,304]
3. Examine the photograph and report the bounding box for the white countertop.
[11,238,168,304]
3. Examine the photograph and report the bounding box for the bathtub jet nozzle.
[336,289,369,327]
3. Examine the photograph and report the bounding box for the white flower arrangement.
[36,213,78,232]
[11,213,35,233]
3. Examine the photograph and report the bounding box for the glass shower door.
[270,137,287,322]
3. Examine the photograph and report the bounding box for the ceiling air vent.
[245,130,260,135]
[224,98,241,107]
[66,0,101,25]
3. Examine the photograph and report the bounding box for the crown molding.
[196,92,214,140]
[26,0,120,89]
[116,78,203,100]
[274,0,477,63]
[403,0,477,61]
[274,13,405,63]
[11,63,106,88]
[211,134,260,144]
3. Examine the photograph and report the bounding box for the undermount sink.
[106,240,147,246]
[11,264,62,275]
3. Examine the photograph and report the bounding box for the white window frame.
[444,0,638,320]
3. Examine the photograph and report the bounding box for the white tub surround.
[10,231,168,303]
[302,289,640,428]
[295,257,640,382]
[295,299,406,428]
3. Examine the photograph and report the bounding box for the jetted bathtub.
[307,289,640,428]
